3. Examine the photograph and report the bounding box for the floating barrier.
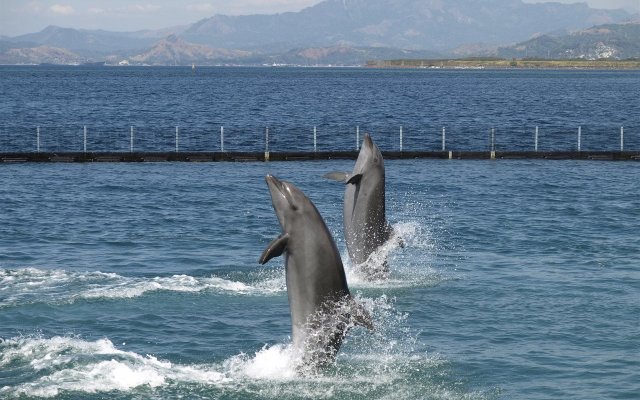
[0,125,637,162]
[1,150,639,163]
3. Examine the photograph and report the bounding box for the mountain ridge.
[0,0,637,65]
[179,0,633,51]
[498,20,640,59]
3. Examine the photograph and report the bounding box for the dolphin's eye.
[288,200,299,211]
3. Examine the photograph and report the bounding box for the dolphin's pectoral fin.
[324,172,349,183]
[348,298,374,331]
[346,174,363,185]
[259,233,289,264]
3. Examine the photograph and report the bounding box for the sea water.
[1,66,639,152]
[1,67,639,399]
[0,160,638,399]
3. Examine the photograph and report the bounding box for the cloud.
[187,3,216,13]
[49,4,75,15]
[128,3,162,13]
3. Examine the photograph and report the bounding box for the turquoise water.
[1,159,638,399]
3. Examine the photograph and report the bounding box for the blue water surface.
[0,159,638,399]
[1,66,639,399]
[1,66,639,152]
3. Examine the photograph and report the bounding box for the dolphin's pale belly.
[284,238,350,365]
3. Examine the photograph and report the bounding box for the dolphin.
[325,134,395,280]
[260,175,373,368]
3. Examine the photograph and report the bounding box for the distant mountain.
[498,21,640,59]
[0,45,82,65]
[261,45,442,66]
[180,0,633,51]
[5,25,171,55]
[128,35,252,65]
[123,36,441,66]
[0,0,636,65]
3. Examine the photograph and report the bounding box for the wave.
[0,267,285,308]
[0,336,229,398]
[0,296,492,399]
[1,220,450,309]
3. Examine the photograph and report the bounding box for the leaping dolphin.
[325,134,395,280]
[260,175,373,368]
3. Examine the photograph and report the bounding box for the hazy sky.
[1,0,638,37]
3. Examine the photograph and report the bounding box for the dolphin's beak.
[266,175,297,212]
[363,134,374,150]
[266,174,286,204]
[265,174,282,193]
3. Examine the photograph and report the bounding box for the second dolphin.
[325,134,395,280]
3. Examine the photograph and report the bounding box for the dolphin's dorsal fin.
[349,297,374,330]
[324,172,349,183]
[346,174,363,185]
[259,233,289,265]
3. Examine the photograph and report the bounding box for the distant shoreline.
[1,60,640,70]
[366,58,640,70]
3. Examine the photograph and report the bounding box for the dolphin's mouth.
[363,134,374,150]
[266,174,284,194]
[266,175,298,211]
[356,134,375,165]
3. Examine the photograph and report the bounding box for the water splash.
[0,336,229,398]
[0,296,493,399]
[345,222,449,290]
[0,267,285,308]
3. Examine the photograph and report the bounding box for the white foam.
[225,344,300,381]
[79,274,280,299]
[345,222,447,289]
[0,267,286,307]
[0,295,488,399]
[0,336,229,398]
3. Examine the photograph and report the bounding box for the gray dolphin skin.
[259,175,373,368]
[325,134,393,279]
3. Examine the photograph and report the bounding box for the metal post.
[621,126,624,151]
[578,126,581,152]
[175,126,179,152]
[490,127,496,159]
[130,126,134,152]
[400,126,403,152]
[220,126,224,152]
[265,127,270,161]
[313,126,317,152]
[83,125,87,153]
[490,128,495,152]
[442,127,446,151]
[356,126,360,150]
[37,126,40,153]
[535,126,539,152]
